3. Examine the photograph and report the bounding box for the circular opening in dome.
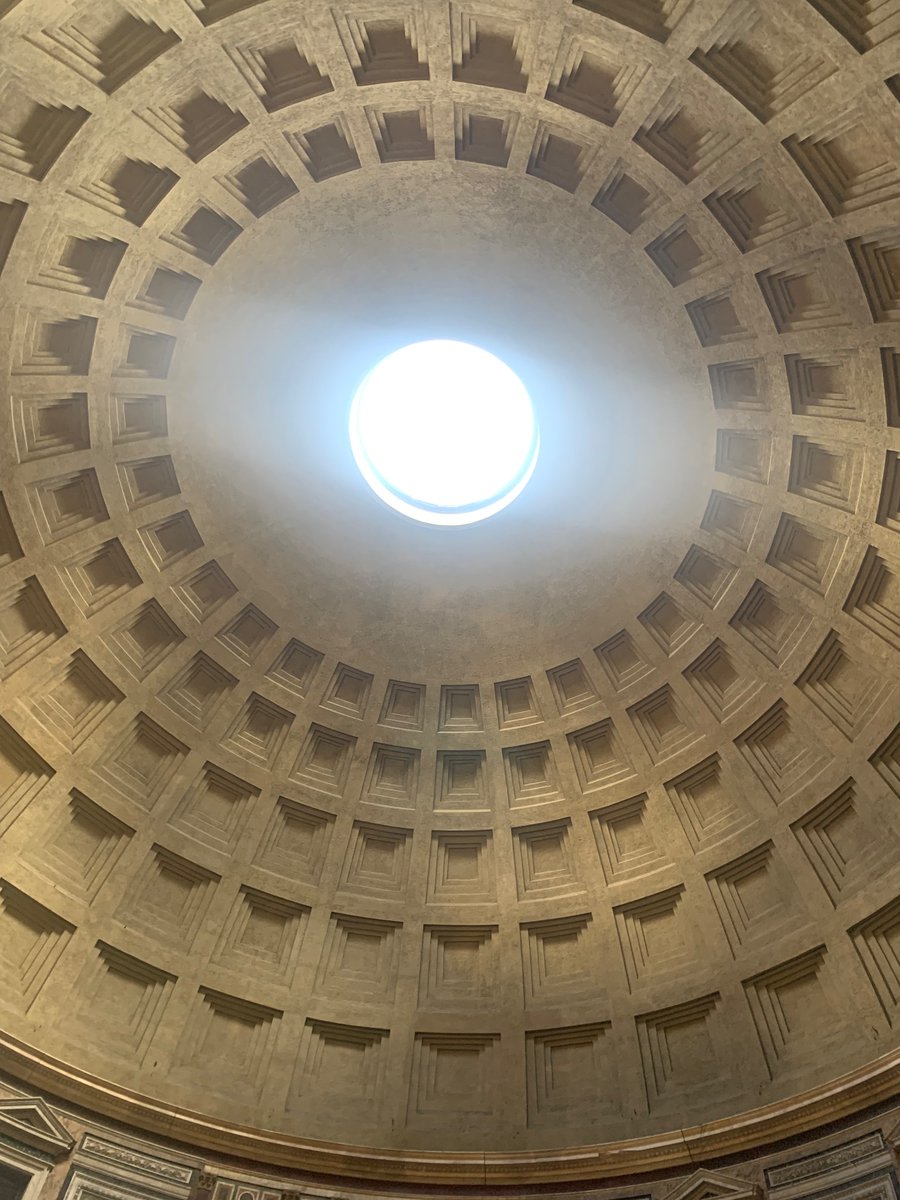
[349,340,540,526]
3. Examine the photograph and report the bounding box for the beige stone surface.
[0,0,899,1178]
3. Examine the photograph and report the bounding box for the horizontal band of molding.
[2,1031,900,1184]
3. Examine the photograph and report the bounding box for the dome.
[0,0,899,1186]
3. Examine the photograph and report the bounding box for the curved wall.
[0,0,899,1174]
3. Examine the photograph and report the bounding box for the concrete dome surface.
[0,0,899,1185]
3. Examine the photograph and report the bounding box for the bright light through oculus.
[350,340,539,526]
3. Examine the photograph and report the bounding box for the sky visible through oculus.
[350,339,539,525]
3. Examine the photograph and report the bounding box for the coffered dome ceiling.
[0,0,899,1185]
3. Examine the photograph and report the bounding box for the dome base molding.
[3,1033,900,1186]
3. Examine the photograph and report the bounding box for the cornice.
[2,1032,899,1186]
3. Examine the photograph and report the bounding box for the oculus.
[349,340,539,526]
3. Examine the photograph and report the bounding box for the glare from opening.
[350,340,539,526]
